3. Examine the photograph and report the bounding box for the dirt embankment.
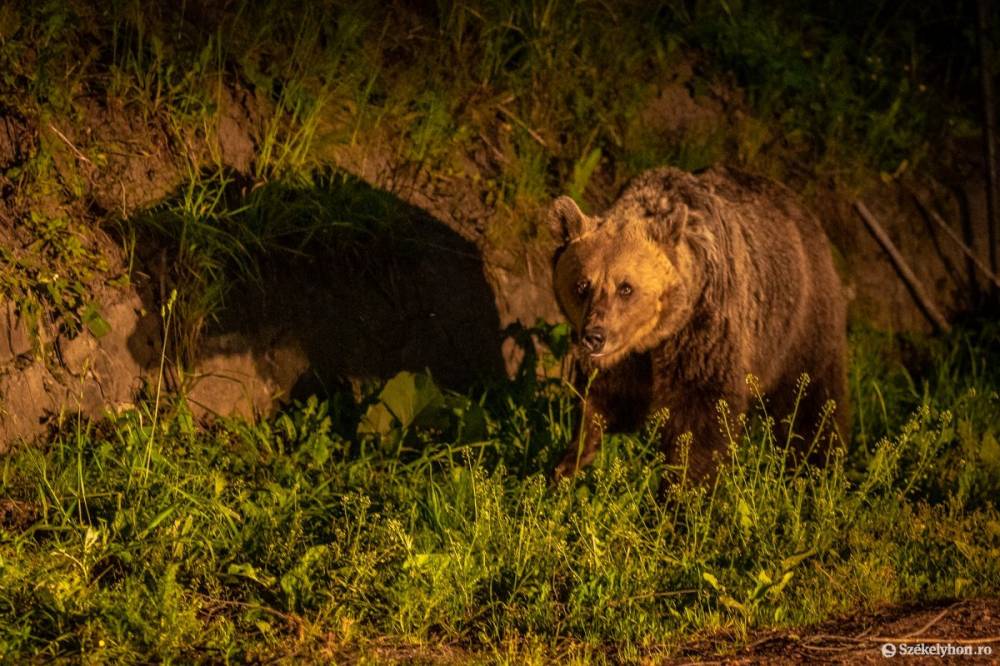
[0,71,994,448]
[0,85,260,444]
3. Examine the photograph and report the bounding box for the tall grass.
[1,325,997,662]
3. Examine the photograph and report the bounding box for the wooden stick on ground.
[853,200,952,333]
[910,192,1000,289]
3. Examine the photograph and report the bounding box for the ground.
[255,600,1000,664]
[677,599,1000,664]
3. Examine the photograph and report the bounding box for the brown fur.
[549,166,849,480]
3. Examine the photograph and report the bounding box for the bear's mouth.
[579,344,622,366]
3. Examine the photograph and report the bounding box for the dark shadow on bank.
[126,170,505,414]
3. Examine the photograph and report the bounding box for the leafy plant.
[1,324,997,662]
[358,370,489,446]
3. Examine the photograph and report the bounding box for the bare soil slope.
[0,77,994,446]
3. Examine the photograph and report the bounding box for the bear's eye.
[618,282,633,298]
[575,279,590,297]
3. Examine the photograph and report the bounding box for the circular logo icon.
[881,643,897,658]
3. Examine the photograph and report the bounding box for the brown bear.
[549,166,848,481]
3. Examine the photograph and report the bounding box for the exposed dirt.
[41,82,262,220]
[672,598,1000,664]
[182,178,505,418]
[0,84,260,446]
[1,72,997,446]
[818,170,995,332]
[271,598,1000,663]
[0,497,40,532]
[320,116,563,340]
[626,60,734,161]
[0,283,159,445]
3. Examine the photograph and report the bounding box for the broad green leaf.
[358,402,396,437]
[443,394,489,442]
[979,432,1000,468]
[781,548,817,572]
[378,371,444,429]
[769,571,795,597]
[227,563,276,587]
[82,303,111,338]
[719,594,746,612]
[404,552,452,571]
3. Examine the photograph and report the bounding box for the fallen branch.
[189,591,305,639]
[896,602,963,639]
[910,191,1000,289]
[496,104,549,149]
[853,200,951,333]
[47,123,93,166]
[801,602,984,652]
[865,635,1000,645]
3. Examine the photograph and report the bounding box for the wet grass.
[1,324,998,663]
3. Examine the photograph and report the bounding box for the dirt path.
[675,599,1000,664]
[305,599,1000,663]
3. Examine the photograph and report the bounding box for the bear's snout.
[581,327,606,353]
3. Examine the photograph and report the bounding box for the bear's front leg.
[660,386,745,483]
[552,354,652,481]
[553,395,608,480]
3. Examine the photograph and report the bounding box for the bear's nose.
[582,328,606,353]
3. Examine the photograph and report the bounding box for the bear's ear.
[548,196,593,244]
[646,200,689,246]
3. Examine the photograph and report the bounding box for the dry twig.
[47,123,93,166]
[910,191,1000,289]
[496,104,549,149]
[854,200,951,333]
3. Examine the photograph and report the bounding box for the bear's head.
[548,195,706,369]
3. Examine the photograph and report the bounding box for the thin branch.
[911,191,1000,289]
[189,591,304,635]
[853,200,951,333]
[897,603,962,639]
[865,635,1000,645]
[496,104,549,149]
[47,123,93,166]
